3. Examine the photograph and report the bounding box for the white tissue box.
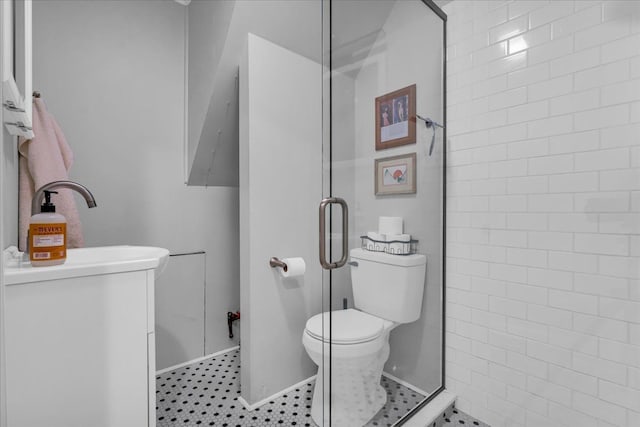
[378,216,403,235]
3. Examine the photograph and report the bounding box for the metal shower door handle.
[319,197,348,270]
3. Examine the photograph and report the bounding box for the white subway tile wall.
[442,1,640,426]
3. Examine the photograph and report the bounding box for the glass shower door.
[321,0,447,425]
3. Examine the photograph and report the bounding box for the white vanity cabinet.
[3,246,168,427]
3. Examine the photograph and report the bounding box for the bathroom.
[0,0,638,426]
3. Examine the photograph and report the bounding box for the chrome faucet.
[24,181,97,257]
[31,180,97,215]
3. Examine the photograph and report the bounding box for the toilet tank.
[349,248,427,324]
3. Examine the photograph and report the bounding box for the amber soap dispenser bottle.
[29,190,67,266]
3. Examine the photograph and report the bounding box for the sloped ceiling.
[185,0,403,186]
[186,0,321,186]
[331,0,395,77]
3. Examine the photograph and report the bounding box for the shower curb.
[400,389,456,427]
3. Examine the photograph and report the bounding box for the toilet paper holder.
[269,257,288,272]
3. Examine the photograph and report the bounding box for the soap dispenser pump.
[29,190,67,266]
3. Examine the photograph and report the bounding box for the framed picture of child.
[375,84,416,151]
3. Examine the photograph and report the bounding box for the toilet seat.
[304,309,385,344]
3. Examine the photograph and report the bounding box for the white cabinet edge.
[3,245,169,285]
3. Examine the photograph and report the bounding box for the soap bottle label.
[29,223,67,262]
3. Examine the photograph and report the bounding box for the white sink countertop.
[3,245,170,285]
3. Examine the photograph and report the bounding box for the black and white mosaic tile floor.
[436,405,490,427]
[156,348,428,426]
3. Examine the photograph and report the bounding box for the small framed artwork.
[375,84,416,151]
[375,153,417,196]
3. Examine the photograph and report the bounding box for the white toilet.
[302,248,427,427]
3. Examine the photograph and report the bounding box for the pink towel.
[18,98,84,251]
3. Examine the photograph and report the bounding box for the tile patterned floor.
[156,348,428,426]
[366,375,425,426]
[435,405,490,427]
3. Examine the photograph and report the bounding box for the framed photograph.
[375,153,417,196]
[375,84,416,151]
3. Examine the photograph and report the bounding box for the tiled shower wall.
[442,1,640,426]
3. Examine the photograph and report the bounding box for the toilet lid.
[305,309,385,344]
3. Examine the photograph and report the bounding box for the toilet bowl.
[302,309,395,427]
[302,248,427,427]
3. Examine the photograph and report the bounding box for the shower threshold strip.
[156,347,428,426]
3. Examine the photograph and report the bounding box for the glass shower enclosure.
[320,0,446,425]
[186,0,445,425]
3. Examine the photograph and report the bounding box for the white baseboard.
[239,375,317,411]
[381,371,430,397]
[155,345,240,375]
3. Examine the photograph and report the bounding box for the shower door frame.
[323,0,448,424]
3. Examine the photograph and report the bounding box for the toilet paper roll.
[378,216,403,235]
[386,234,411,255]
[366,231,386,251]
[280,257,306,278]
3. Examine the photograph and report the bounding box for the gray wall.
[332,0,445,394]
[239,34,322,406]
[329,72,356,310]
[186,0,322,186]
[155,252,207,370]
[32,0,240,360]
